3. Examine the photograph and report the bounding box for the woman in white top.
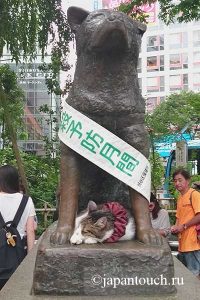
[0,165,36,252]
[149,193,171,238]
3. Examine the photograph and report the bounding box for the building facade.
[1,0,103,154]
[102,0,200,113]
[0,50,60,154]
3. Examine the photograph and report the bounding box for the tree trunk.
[0,90,29,193]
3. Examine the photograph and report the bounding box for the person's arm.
[157,210,171,237]
[171,214,200,233]
[180,213,200,231]
[171,218,179,233]
[26,216,35,252]
[173,192,200,233]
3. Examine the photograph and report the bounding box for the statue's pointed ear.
[137,22,147,36]
[67,6,89,32]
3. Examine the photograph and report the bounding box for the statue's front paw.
[136,228,164,246]
[50,226,72,245]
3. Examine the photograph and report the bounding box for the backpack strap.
[189,189,200,213]
[12,195,29,228]
[0,211,5,228]
[189,190,195,207]
[0,195,29,229]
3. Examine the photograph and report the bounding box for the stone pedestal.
[32,223,176,296]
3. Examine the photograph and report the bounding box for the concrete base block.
[32,223,176,296]
[1,229,200,300]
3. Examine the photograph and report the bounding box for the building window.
[193,73,200,90]
[147,35,164,52]
[147,55,164,72]
[193,30,200,47]
[93,0,99,10]
[169,53,188,70]
[193,52,200,68]
[169,32,188,49]
[160,76,165,91]
[169,74,188,91]
[147,76,165,92]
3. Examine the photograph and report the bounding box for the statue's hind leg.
[118,124,164,246]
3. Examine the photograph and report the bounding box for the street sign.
[176,140,188,167]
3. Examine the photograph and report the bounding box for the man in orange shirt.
[171,168,200,278]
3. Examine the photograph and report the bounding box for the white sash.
[59,102,151,201]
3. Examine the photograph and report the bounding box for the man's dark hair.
[150,192,161,220]
[172,168,191,180]
[0,165,20,193]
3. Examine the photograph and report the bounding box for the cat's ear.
[95,217,107,229]
[87,201,97,212]
[67,6,89,32]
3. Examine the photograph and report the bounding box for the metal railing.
[35,199,177,230]
[35,204,56,228]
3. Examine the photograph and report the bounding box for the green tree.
[0,1,71,62]
[0,2,72,192]
[146,91,200,138]
[146,91,200,193]
[149,151,164,193]
[0,1,72,94]
[118,0,200,24]
[0,64,29,192]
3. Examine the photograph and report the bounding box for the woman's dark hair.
[150,192,161,220]
[0,165,20,193]
[172,168,191,180]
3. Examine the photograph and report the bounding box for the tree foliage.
[146,91,200,193]
[0,0,71,62]
[149,151,164,193]
[0,1,72,94]
[118,0,200,24]
[117,0,156,23]
[0,65,25,130]
[158,0,200,24]
[0,64,29,192]
[146,91,200,139]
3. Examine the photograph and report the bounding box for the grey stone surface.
[32,224,175,296]
[1,234,200,300]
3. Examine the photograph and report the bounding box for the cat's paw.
[84,237,98,244]
[70,235,83,245]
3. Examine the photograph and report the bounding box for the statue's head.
[67,6,146,57]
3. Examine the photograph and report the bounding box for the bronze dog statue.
[51,6,163,246]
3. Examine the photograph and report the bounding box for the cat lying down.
[70,201,136,244]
